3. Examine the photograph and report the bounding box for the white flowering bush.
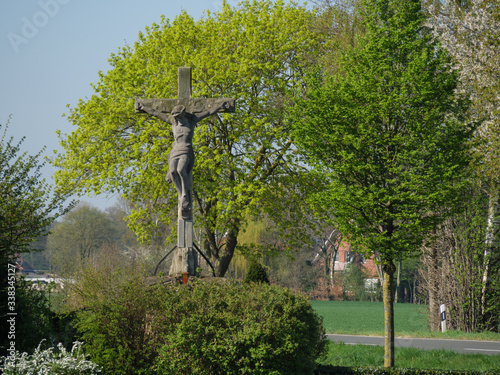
[0,340,101,375]
[426,0,500,178]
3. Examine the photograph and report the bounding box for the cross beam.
[135,67,235,114]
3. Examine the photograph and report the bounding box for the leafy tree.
[342,262,369,301]
[425,0,500,330]
[46,204,120,275]
[0,117,73,355]
[54,0,325,277]
[291,0,474,367]
[0,118,72,260]
[46,202,147,276]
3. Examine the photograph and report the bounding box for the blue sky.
[0,0,235,209]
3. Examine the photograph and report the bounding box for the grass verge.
[320,342,500,372]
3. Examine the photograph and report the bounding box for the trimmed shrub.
[74,271,326,375]
[244,261,270,284]
[154,281,326,374]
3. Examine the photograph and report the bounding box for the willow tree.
[54,0,324,276]
[291,0,474,367]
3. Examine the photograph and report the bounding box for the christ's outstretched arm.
[195,101,231,122]
[135,102,172,123]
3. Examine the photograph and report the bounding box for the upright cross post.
[178,66,192,99]
[135,67,235,277]
[175,67,193,250]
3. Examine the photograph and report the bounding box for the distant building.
[310,240,381,300]
[334,241,379,278]
[335,242,380,296]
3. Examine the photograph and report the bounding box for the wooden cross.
[135,67,235,116]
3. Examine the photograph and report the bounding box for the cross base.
[168,219,197,277]
[169,247,198,277]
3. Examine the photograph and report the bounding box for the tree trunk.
[324,249,330,283]
[330,250,337,287]
[482,187,500,319]
[382,259,396,368]
[207,226,238,277]
[395,259,402,303]
[424,243,441,332]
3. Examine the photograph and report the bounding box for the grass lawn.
[319,342,500,372]
[311,300,500,341]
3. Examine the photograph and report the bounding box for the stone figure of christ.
[136,101,230,220]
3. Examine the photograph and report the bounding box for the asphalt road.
[327,334,500,356]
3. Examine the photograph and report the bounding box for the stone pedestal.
[169,247,198,277]
[169,218,197,276]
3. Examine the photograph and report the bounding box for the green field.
[311,301,500,341]
[312,301,500,372]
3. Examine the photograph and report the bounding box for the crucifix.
[135,67,235,276]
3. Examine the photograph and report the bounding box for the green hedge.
[75,275,327,375]
[314,365,500,375]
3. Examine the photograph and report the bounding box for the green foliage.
[341,263,371,301]
[73,263,327,375]
[0,117,73,355]
[0,276,79,356]
[155,282,327,375]
[0,117,73,260]
[7,277,53,354]
[244,261,270,284]
[54,0,327,276]
[71,261,156,375]
[291,0,474,262]
[313,0,366,75]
